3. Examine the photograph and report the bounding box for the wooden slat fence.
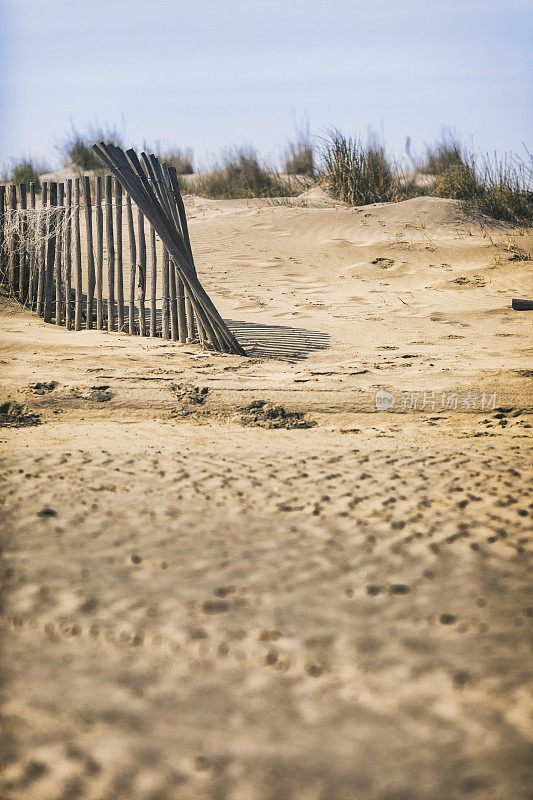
[0,149,245,355]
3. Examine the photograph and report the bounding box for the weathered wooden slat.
[36,182,48,316]
[74,179,83,330]
[82,176,95,329]
[161,241,170,339]
[125,193,136,334]
[167,249,178,340]
[137,206,147,336]
[176,269,187,343]
[64,180,72,327]
[105,175,115,331]
[43,182,58,323]
[28,183,37,307]
[18,184,28,303]
[115,179,124,332]
[95,176,104,329]
[0,186,5,274]
[7,185,17,293]
[150,225,157,337]
[54,183,64,324]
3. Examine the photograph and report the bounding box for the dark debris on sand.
[169,387,316,429]
[0,402,41,428]
[240,400,317,429]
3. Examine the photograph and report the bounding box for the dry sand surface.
[1,193,532,800]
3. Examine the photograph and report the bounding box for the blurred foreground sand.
[1,194,532,799]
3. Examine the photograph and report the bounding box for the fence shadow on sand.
[225,319,331,361]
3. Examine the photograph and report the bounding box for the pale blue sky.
[1,0,531,170]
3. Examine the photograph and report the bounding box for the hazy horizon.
[1,0,531,171]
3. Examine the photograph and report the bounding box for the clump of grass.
[475,157,532,223]
[430,148,532,224]
[322,130,401,205]
[284,127,315,178]
[59,125,123,172]
[285,141,314,177]
[431,156,480,201]
[3,157,45,190]
[194,148,294,199]
[157,147,194,174]
[421,134,464,175]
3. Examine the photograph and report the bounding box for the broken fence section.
[0,147,246,355]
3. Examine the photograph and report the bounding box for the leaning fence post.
[105,175,115,331]
[64,180,72,327]
[18,184,28,303]
[137,207,147,336]
[126,192,136,334]
[43,182,58,323]
[115,179,124,332]
[83,176,95,329]
[7,185,17,294]
[150,225,157,337]
[36,181,48,316]
[54,183,64,325]
[95,176,103,329]
[74,178,83,330]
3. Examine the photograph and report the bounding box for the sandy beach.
[1,193,532,799]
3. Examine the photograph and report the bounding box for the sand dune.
[1,193,532,799]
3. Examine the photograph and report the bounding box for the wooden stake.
[36,182,48,316]
[167,249,178,340]
[0,186,5,275]
[105,175,115,331]
[126,193,136,334]
[150,225,157,337]
[7,185,17,293]
[115,179,124,332]
[161,242,170,339]
[95,176,103,329]
[82,176,95,329]
[137,206,147,336]
[43,182,57,323]
[18,184,28,303]
[176,269,187,342]
[74,179,83,330]
[54,183,64,324]
[64,180,72,327]
[28,182,36,308]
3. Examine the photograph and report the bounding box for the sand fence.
[0,147,245,355]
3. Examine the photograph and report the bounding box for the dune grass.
[284,127,315,178]
[428,148,532,224]
[193,148,295,199]
[2,157,44,191]
[321,130,417,205]
[321,129,531,223]
[421,136,464,176]
[155,147,194,174]
[59,125,123,172]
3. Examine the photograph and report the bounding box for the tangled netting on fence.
[2,204,74,307]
